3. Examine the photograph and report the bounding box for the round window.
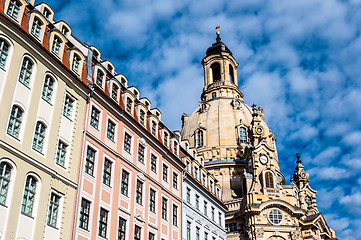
[268,209,283,225]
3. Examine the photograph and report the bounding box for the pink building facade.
[73,50,185,240]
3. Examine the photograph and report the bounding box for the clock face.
[260,155,268,165]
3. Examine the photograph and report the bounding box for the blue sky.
[37,0,361,238]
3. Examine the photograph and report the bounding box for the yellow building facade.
[180,30,337,240]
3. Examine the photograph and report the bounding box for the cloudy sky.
[37,0,361,238]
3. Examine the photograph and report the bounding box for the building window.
[137,143,145,164]
[63,95,74,119]
[186,188,191,203]
[195,195,199,210]
[85,147,96,176]
[211,62,221,82]
[0,162,12,205]
[196,227,200,240]
[218,212,222,225]
[265,172,274,188]
[32,121,46,153]
[126,98,132,114]
[204,201,207,216]
[162,164,168,182]
[134,225,141,240]
[61,26,68,35]
[225,222,237,232]
[204,232,208,240]
[72,54,80,73]
[96,69,104,87]
[90,107,100,129]
[7,0,21,20]
[151,121,156,136]
[56,140,67,167]
[21,175,37,216]
[0,39,9,69]
[211,207,215,221]
[149,232,155,240]
[150,154,157,173]
[173,204,178,226]
[149,188,156,213]
[194,166,198,180]
[186,221,191,240]
[120,170,129,196]
[173,141,178,155]
[173,172,178,190]
[103,159,112,186]
[31,17,43,39]
[7,105,23,138]
[43,8,50,19]
[210,181,213,193]
[212,92,216,99]
[112,84,119,101]
[98,208,108,238]
[42,75,55,103]
[135,180,143,205]
[118,217,126,240]
[123,132,132,154]
[47,193,60,227]
[229,65,234,83]
[107,120,115,141]
[197,130,203,148]
[161,197,167,220]
[18,57,33,87]
[163,132,168,146]
[239,127,247,143]
[79,198,90,230]
[139,110,145,126]
[268,209,283,225]
[51,36,62,56]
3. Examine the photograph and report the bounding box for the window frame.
[21,175,38,217]
[32,121,47,153]
[0,161,12,206]
[0,38,10,70]
[47,192,61,228]
[98,207,109,238]
[161,197,168,221]
[84,146,96,176]
[120,169,129,197]
[90,106,101,130]
[135,179,143,205]
[106,118,116,141]
[7,105,24,139]
[55,139,68,168]
[18,56,34,87]
[41,74,55,104]
[102,158,112,187]
[63,94,75,119]
[123,131,132,154]
[149,188,156,213]
[118,217,127,240]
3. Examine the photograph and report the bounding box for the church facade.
[180,28,337,240]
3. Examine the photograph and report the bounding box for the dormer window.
[107,65,113,73]
[239,127,247,143]
[265,172,274,188]
[196,130,203,148]
[111,84,118,101]
[43,8,50,19]
[31,18,43,39]
[72,54,80,73]
[134,91,138,99]
[96,70,104,87]
[126,98,132,114]
[121,78,126,86]
[7,0,21,20]
[173,141,178,155]
[145,102,150,109]
[139,110,145,126]
[61,26,68,36]
[163,132,168,146]
[151,121,157,136]
[93,51,99,59]
[51,36,62,56]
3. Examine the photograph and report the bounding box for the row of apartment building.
[0,0,227,239]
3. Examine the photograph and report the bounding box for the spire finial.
[215,25,221,42]
[296,153,301,163]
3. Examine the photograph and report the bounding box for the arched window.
[61,26,68,36]
[41,75,55,103]
[18,57,33,87]
[229,65,234,83]
[211,62,221,82]
[96,69,104,87]
[0,162,12,205]
[7,0,21,20]
[126,97,132,113]
[197,130,203,148]
[173,141,178,155]
[112,84,119,101]
[0,39,10,69]
[7,105,23,138]
[43,8,50,19]
[212,92,217,99]
[72,54,80,73]
[21,175,37,216]
[163,132,168,146]
[139,109,145,126]
[239,127,247,143]
[32,122,46,152]
[265,172,274,188]
[31,17,43,39]
[51,36,62,56]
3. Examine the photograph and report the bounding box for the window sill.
[41,97,53,106]
[21,212,34,219]
[47,223,59,230]
[63,114,74,122]
[0,203,8,208]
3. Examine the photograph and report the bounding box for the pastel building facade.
[180,146,227,240]
[72,45,185,240]
[0,1,89,239]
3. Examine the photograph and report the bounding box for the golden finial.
[216,25,220,36]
